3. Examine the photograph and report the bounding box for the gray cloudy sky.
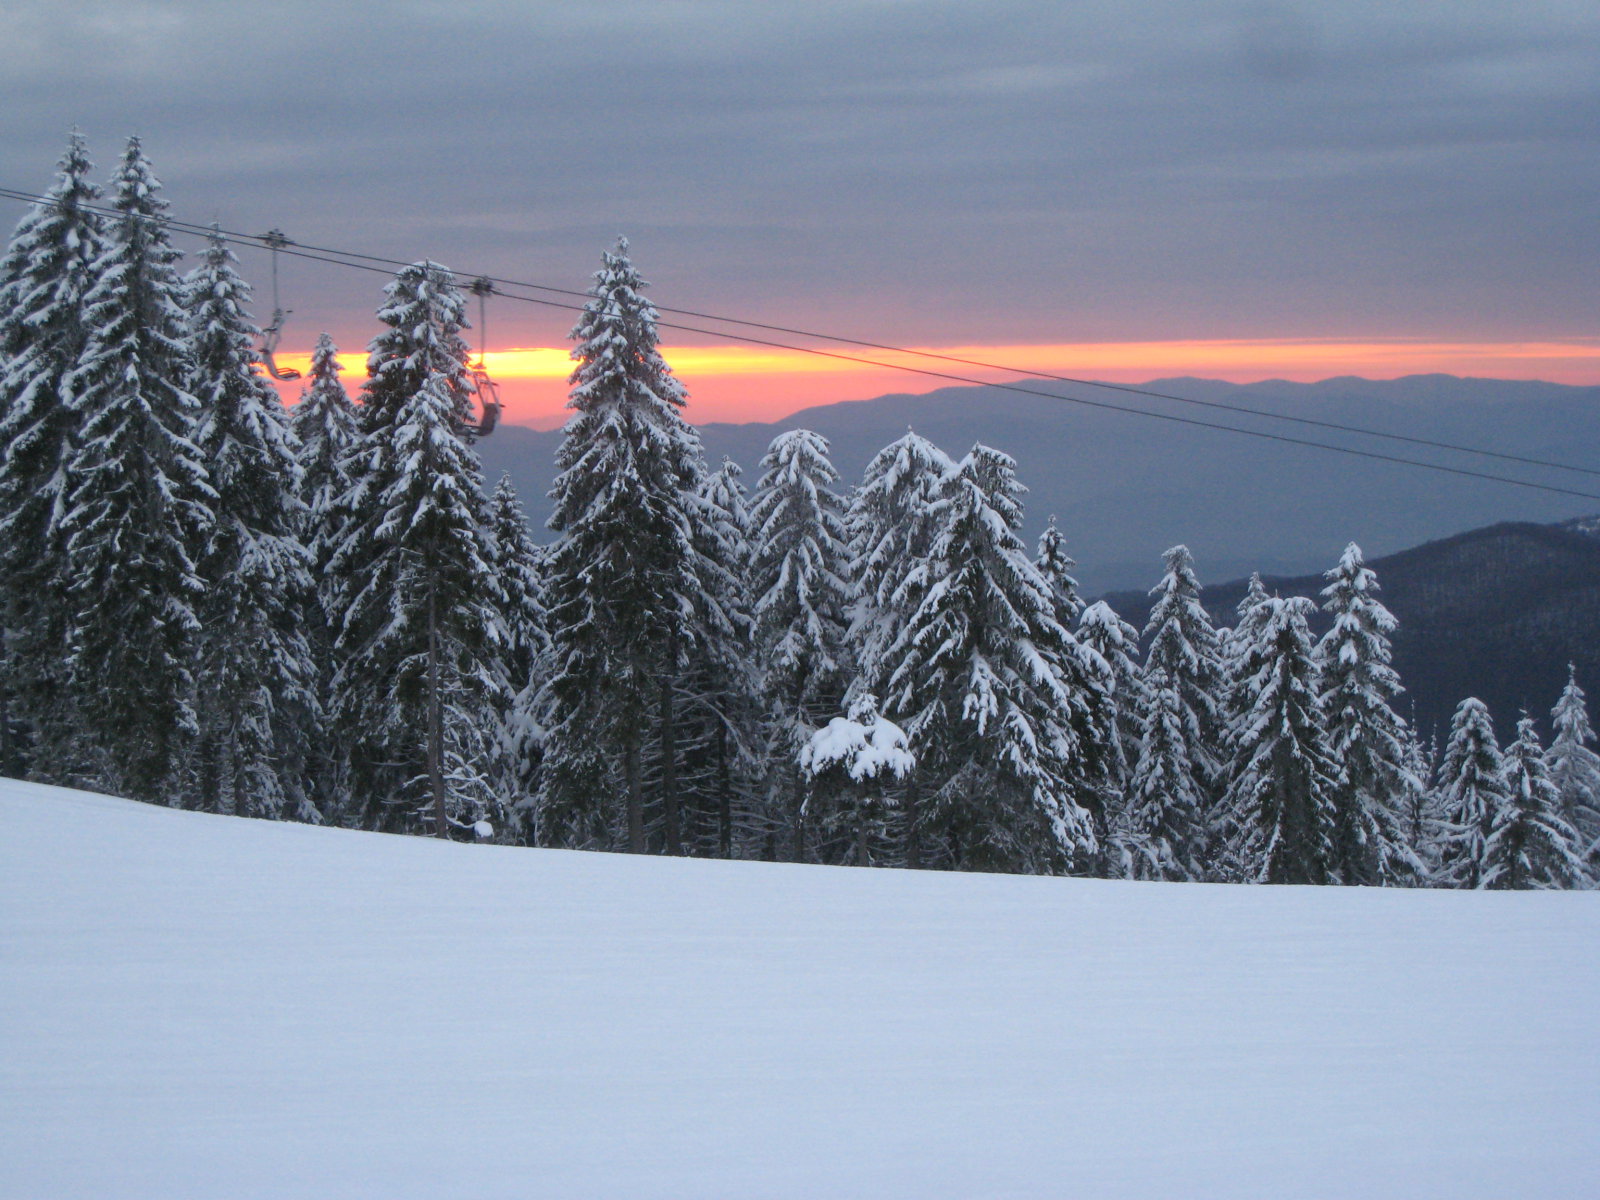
[2,0,1596,361]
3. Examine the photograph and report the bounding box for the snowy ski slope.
[2,778,1597,1199]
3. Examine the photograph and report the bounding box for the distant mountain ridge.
[1103,519,1600,740]
[480,373,1600,594]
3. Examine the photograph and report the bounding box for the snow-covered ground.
[3,779,1597,1199]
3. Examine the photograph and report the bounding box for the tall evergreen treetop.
[883,444,1102,871]
[1487,717,1589,889]
[1549,665,1600,840]
[1221,573,1272,733]
[1222,595,1338,885]
[1435,697,1508,889]
[846,429,954,694]
[332,367,507,835]
[183,228,315,819]
[58,136,213,799]
[750,429,852,699]
[1315,543,1422,885]
[362,260,477,435]
[0,131,106,775]
[1136,544,1225,873]
[1144,545,1225,737]
[292,333,357,538]
[1035,516,1082,627]
[539,239,713,853]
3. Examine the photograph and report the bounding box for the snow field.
[2,778,1597,1199]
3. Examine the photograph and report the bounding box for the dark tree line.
[1,134,1595,887]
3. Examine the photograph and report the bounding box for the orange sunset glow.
[271,338,1600,427]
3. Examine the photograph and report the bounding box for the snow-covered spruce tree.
[1486,717,1590,889]
[1222,596,1339,885]
[881,445,1102,874]
[0,131,105,779]
[1548,665,1600,848]
[334,369,507,837]
[1030,515,1121,868]
[799,692,914,867]
[292,333,357,572]
[1402,728,1441,879]
[183,229,317,820]
[537,239,717,854]
[486,473,549,840]
[1434,698,1508,889]
[748,429,853,862]
[1220,573,1271,733]
[57,137,214,802]
[290,334,358,818]
[1314,544,1423,885]
[1035,516,1083,629]
[1129,545,1225,879]
[1077,600,1148,877]
[674,456,760,858]
[329,263,507,836]
[358,261,479,435]
[845,429,954,865]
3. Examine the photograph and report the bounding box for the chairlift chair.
[465,277,502,438]
[258,229,301,381]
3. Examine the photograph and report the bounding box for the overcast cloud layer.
[1,1,1596,357]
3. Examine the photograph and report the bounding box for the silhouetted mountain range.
[481,374,1600,594]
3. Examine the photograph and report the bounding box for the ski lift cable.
[2,183,1598,499]
[230,230,1600,504]
[2,182,1595,479]
[3,182,1594,481]
[199,212,1600,480]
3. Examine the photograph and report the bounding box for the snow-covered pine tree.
[0,131,105,779]
[1028,515,1118,866]
[1129,545,1225,878]
[332,367,507,837]
[290,333,358,818]
[882,445,1101,874]
[1314,543,1423,885]
[799,691,914,867]
[537,239,713,853]
[292,333,357,572]
[1035,516,1083,628]
[1222,595,1339,885]
[748,429,853,862]
[1402,726,1440,879]
[359,261,478,434]
[1125,665,1201,879]
[1077,600,1147,876]
[183,228,317,820]
[847,430,954,689]
[1548,665,1600,849]
[486,473,548,839]
[57,137,214,802]
[1220,573,1271,731]
[1434,698,1508,889]
[845,429,954,866]
[676,455,759,858]
[329,263,506,835]
[1486,716,1590,889]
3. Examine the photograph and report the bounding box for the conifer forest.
[3,134,1596,890]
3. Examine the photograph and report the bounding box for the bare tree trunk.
[716,721,732,859]
[427,583,448,839]
[624,735,645,853]
[0,635,12,778]
[660,667,681,855]
[905,775,922,869]
[789,765,807,863]
[856,787,869,867]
